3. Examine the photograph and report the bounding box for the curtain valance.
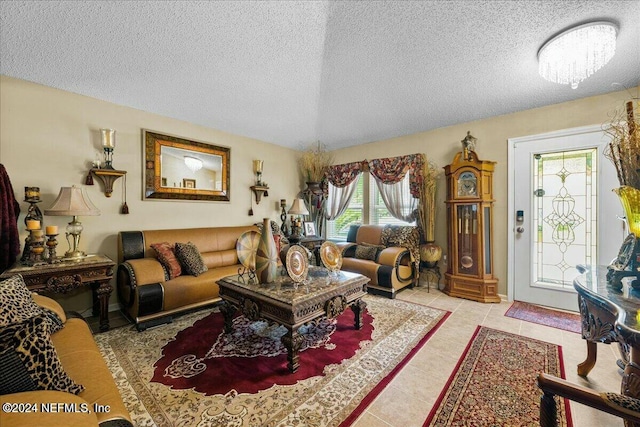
[367,154,424,198]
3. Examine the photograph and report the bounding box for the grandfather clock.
[444,140,499,303]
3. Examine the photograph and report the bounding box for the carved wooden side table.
[0,254,115,332]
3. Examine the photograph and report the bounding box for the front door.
[510,126,621,311]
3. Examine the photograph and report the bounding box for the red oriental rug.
[424,326,573,427]
[506,300,582,333]
[96,295,449,427]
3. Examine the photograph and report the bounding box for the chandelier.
[184,156,203,173]
[538,21,617,89]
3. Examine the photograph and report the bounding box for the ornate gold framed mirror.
[143,130,230,201]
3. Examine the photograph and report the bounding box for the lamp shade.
[44,186,100,216]
[288,198,309,215]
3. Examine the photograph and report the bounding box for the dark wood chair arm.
[537,373,640,426]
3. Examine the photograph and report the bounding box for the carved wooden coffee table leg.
[219,301,236,333]
[577,340,597,377]
[351,298,367,330]
[282,327,303,373]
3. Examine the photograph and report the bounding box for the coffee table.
[217,266,369,373]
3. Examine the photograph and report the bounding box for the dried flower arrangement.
[604,99,639,189]
[299,141,334,182]
[418,158,441,242]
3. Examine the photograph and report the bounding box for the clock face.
[457,171,478,197]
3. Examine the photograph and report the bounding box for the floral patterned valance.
[368,154,424,198]
[325,161,364,188]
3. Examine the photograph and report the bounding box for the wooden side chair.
[537,372,640,426]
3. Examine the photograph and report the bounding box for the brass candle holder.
[27,229,46,266]
[46,234,59,264]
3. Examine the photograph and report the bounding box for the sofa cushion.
[0,315,84,395]
[151,242,182,279]
[175,242,208,277]
[0,275,43,327]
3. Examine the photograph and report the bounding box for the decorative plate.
[320,241,342,272]
[236,230,260,270]
[285,245,309,283]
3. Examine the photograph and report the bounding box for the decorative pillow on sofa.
[0,314,84,395]
[175,242,208,277]
[354,243,385,261]
[0,275,44,327]
[151,242,182,279]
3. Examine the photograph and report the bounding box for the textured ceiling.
[1,1,639,151]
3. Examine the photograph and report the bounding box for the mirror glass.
[143,130,230,201]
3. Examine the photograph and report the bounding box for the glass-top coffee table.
[217,266,369,373]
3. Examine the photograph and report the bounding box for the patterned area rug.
[424,326,572,427]
[505,300,581,333]
[95,295,449,427]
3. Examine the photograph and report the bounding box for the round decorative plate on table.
[320,241,342,272]
[285,245,309,283]
[236,230,261,270]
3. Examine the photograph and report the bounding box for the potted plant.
[299,141,333,195]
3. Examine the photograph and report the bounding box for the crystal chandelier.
[184,156,203,173]
[538,21,617,89]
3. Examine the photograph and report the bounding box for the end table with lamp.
[1,184,115,331]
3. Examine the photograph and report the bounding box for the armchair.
[537,372,640,426]
[336,224,418,298]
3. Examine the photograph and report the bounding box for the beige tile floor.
[352,280,624,427]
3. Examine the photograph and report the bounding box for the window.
[369,173,416,227]
[325,174,363,240]
[326,173,415,240]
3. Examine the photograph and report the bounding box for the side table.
[0,254,115,332]
[420,261,442,292]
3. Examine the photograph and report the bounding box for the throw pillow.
[0,315,84,395]
[0,275,43,327]
[355,245,378,261]
[151,242,182,279]
[175,242,208,277]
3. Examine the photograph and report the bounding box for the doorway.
[508,125,622,311]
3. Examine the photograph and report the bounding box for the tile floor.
[352,281,623,427]
[91,280,623,427]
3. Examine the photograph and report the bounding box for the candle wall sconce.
[250,160,269,204]
[86,129,127,203]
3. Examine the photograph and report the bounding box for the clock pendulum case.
[444,148,499,303]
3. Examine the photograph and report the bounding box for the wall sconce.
[288,198,309,243]
[89,129,127,201]
[253,160,264,185]
[44,185,101,259]
[101,129,116,169]
[250,160,269,204]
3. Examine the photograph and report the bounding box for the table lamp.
[44,186,100,259]
[288,198,309,243]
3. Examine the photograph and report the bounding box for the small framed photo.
[183,178,196,189]
[303,221,317,237]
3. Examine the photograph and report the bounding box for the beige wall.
[1,74,636,310]
[0,76,301,313]
[331,87,638,297]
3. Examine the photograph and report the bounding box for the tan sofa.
[117,225,259,331]
[336,224,418,298]
[0,294,132,427]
